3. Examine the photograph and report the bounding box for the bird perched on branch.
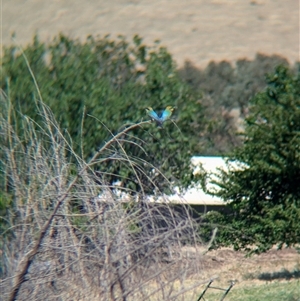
[146,106,175,127]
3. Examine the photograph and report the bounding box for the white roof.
[165,156,228,205]
[107,156,243,206]
[166,156,244,205]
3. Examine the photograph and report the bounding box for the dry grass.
[0,97,209,300]
[0,57,211,301]
[169,246,300,300]
[194,247,300,284]
[105,246,300,300]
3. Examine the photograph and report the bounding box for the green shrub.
[1,34,206,194]
[212,65,300,253]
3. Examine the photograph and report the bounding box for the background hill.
[2,0,299,68]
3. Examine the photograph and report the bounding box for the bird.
[146,106,175,127]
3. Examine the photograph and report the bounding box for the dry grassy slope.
[2,0,299,68]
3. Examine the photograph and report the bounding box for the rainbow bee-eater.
[146,106,175,127]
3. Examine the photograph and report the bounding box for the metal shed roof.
[167,156,230,205]
[104,156,241,206]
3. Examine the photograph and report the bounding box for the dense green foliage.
[210,65,300,252]
[1,34,205,194]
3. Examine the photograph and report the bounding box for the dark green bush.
[211,65,300,253]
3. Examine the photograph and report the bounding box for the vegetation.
[0,90,206,301]
[1,32,299,299]
[202,281,300,301]
[1,34,206,195]
[179,53,290,153]
[2,35,290,195]
[210,65,300,253]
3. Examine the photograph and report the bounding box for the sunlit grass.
[202,280,300,301]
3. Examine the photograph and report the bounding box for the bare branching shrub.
[0,88,207,300]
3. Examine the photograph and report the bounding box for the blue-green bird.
[146,106,175,127]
